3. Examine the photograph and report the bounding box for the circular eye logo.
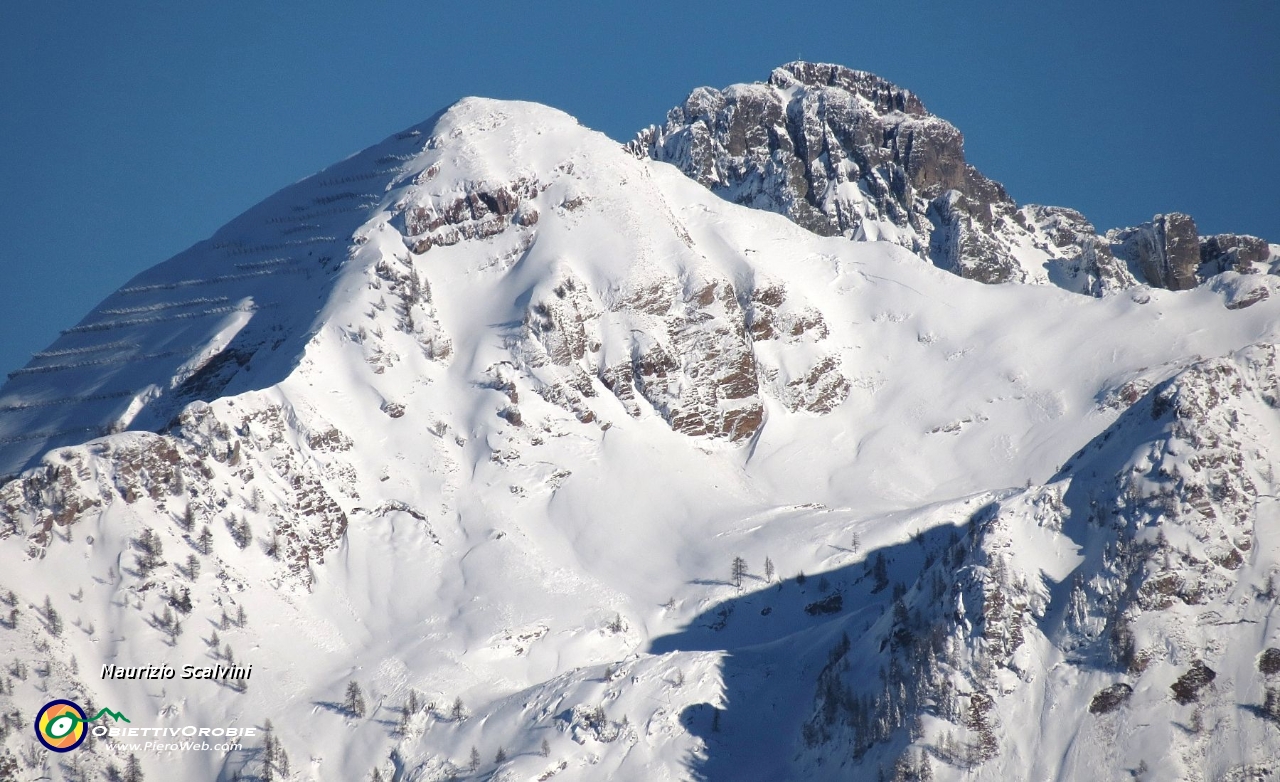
[35,700,87,752]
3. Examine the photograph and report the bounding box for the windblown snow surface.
[1,96,1280,781]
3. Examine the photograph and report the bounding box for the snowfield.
[1,83,1279,781]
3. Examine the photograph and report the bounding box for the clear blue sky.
[2,1,1277,377]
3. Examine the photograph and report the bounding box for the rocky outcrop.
[1108,213,1202,291]
[1021,206,1138,294]
[629,62,1027,284]
[1200,233,1271,276]
[399,177,544,254]
[631,62,1040,287]
[499,265,849,444]
[634,62,1275,298]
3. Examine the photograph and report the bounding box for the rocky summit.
[0,65,1278,781]
[631,62,1277,297]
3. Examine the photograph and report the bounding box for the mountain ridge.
[0,73,1278,781]
[630,61,1277,296]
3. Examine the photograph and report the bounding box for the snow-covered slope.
[1,87,1279,781]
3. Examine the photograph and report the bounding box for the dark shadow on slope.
[650,520,975,782]
[1042,370,1212,672]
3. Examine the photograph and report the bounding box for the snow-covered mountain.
[1,65,1279,781]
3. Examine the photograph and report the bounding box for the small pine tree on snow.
[731,556,748,589]
[124,754,144,782]
[406,689,420,714]
[850,532,861,553]
[495,747,507,764]
[42,596,62,636]
[226,517,252,549]
[345,680,366,718]
[764,556,775,582]
[236,605,246,627]
[370,770,382,782]
[540,738,551,757]
[179,504,195,532]
[169,587,193,614]
[450,696,465,721]
[468,746,480,771]
[136,530,164,575]
[796,571,807,585]
[186,554,200,580]
[261,719,277,781]
[197,526,214,555]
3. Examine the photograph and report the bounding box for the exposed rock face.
[629,62,1028,285]
[928,191,1024,284]
[498,265,847,443]
[1108,213,1202,291]
[1200,233,1271,276]
[1021,205,1138,295]
[400,177,544,254]
[634,62,1275,298]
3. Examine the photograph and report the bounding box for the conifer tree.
[42,596,61,636]
[345,680,366,718]
[197,526,214,555]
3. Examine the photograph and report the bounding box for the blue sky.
[1,1,1277,377]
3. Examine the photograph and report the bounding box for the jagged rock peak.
[633,63,1277,298]
[766,61,928,117]
[629,62,1060,289]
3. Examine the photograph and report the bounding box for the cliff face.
[632,62,1277,296]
